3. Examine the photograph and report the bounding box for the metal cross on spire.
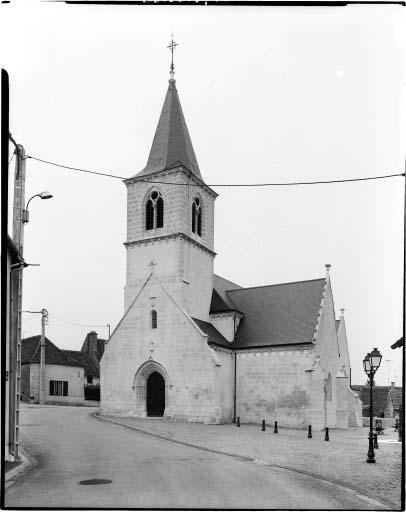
[167,35,178,79]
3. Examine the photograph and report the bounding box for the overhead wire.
[26,154,405,187]
[48,313,107,329]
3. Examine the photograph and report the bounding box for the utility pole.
[39,309,48,404]
[9,139,26,460]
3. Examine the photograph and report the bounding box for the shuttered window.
[49,380,68,396]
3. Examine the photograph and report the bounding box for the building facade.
[21,337,85,405]
[101,68,362,430]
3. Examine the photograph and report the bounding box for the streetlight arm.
[25,194,42,211]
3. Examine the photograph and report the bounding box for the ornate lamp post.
[363,348,382,463]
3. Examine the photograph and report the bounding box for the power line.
[9,152,15,166]
[48,313,107,329]
[27,154,405,187]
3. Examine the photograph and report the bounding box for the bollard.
[373,432,379,449]
[308,425,312,438]
[325,427,329,441]
[262,419,266,431]
[274,421,278,434]
[236,416,240,427]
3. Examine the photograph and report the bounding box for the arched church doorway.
[146,372,165,417]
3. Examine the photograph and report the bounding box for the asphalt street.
[5,405,389,509]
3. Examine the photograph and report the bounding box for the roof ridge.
[227,277,326,292]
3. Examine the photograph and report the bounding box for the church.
[100,58,363,430]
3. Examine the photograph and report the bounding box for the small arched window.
[191,197,202,236]
[151,310,157,329]
[145,191,164,231]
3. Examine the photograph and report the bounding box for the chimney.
[87,331,98,363]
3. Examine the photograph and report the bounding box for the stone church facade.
[101,68,362,430]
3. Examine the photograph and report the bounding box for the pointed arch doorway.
[146,372,165,417]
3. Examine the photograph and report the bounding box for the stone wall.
[213,348,235,422]
[235,347,315,428]
[101,277,222,423]
[124,168,216,320]
[210,313,237,342]
[27,363,85,404]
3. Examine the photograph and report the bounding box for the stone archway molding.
[132,360,170,417]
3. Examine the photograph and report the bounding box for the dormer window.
[192,197,202,236]
[146,191,164,230]
[151,310,157,329]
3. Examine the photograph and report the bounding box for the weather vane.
[167,35,178,77]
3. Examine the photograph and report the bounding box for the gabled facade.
[101,67,362,429]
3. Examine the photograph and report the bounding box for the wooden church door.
[146,372,165,417]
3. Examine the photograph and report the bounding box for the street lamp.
[363,348,382,463]
[22,191,53,223]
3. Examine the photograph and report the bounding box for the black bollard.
[374,432,379,449]
[308,425,312,438]
[274,421,278,434]
[236,416,240,427]
[325,427,329,441]
[262,419,266,431]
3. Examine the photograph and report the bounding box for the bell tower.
[123,41,217,320]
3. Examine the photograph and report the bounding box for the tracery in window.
[145,191,164,231]
[191,197,202,236]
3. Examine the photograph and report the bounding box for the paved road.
[5,405,388,509]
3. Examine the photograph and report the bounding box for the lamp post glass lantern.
[363,348,382,463]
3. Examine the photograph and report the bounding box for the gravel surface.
[99,415,402,508]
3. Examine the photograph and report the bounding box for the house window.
[87,375,93,384]
[151,310,157,329]
[49,380,68,396]
[145,191,164,230]
[192,197,202,236]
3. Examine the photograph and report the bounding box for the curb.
[93,412,398,510]
[4,446,37,490]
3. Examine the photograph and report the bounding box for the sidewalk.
[97,414,402,508]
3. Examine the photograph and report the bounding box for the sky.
[1,2,405,386]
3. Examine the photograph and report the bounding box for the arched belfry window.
[151,310,157,329]
[191,197,202,237]
[145,191,164,231]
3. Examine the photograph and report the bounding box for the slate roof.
[354,385,403,415]
[62,350,100,378]
[135,79,202,180]
[391,337,403,349]
[210,275,243,314]
[22,336,83,368]
[192,318,231,349]
[227,278,326,349]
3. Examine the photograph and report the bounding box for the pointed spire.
[134,38,202,180]
[136,73,202,180]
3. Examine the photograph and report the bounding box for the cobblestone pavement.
[98,414,402,508]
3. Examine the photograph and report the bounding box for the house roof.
[135,78,202,180]
[210,275,243,314]
[223,278,326,349]
[22,336,83,368]
[355,385,403,414]
[391,337,403,349]
[192,318,231,349]
[62,350,100,378]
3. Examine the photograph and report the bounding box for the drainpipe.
[233,352,237,423]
